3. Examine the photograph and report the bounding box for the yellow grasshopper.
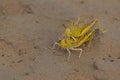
[65,17,105,42]
[53,30,95,61]
[53,17,105,60]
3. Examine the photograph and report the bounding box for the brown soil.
[0,0,120,80]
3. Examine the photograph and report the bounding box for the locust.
[65,17,105,41]
[53,30,95,61]
[53,17,105,61]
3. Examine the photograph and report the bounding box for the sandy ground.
[0,0,120,80]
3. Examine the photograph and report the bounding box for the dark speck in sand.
[80,0,84,4]
[117,57,120,59]
[110,60,114,62]
[102,58,106,60]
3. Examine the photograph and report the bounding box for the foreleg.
[53,42,60,49]
[66,48,71,61]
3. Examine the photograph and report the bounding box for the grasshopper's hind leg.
[94,20,105,33]
[87,30,95,47]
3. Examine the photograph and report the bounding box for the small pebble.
[108,54,112,58]
[2,63,5,66]
[102,58,106,60]
[110,60,114,62]
[25,72,30,76]
[1,54,5,57]
[34,46,39,49]
[80,0,84,4]
[17,60,23,63]
[117,57,120,59]
[91,58,94,60]
[74,68,79,72]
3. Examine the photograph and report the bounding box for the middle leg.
[71,48,83,58]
